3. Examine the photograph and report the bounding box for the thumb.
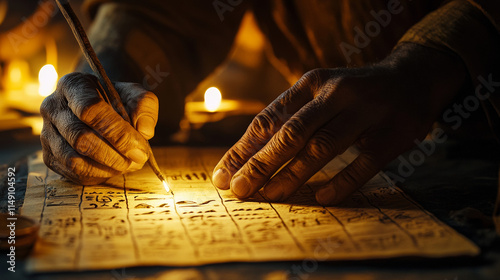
[114,82,159,140]
[136,114,157,139]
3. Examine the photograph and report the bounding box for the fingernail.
[212,168,230,189]
[137,116,155,139]
[316,187,336,206]
[127,148,148,164]
[127,161,143,172]
[231,176,251,198]
[263,184,283,201]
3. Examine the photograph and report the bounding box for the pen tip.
[162,180,170,193]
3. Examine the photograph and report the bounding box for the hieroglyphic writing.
[22,147,479,272]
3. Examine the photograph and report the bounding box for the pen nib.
[163,180,173,195]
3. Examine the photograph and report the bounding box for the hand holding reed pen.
[53,0,171,194]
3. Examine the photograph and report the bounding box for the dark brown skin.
[40,73,158,185]
[212,43,467,205]
[40,43,467,204]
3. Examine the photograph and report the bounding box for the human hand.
[212,43,467,205]
[40,72,159,185]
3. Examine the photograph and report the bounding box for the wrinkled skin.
[40,73,158,185]
[40,43,466,205]
[212,43,467,205]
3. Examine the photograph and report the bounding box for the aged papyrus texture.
[22,147,479,272]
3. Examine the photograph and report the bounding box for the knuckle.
[40,135,52,156]
[245,157,270,178]
[77,134,130,171]
[116,82,146,96]
[64,153,115,185]
[40,125,51,144]
[42,151,74,183]
[115,82,155,109]
[275,119,307,150]
[42,148,53,169]
[107,156,129,172]
[66,154,85,174]
[302,68,323,81]
[58,73,101,116]
[56,73,77,89]
[57,72,97,89]
[79,103,140,153]
[40,121,57,153]
[83,146,130,172]
[306,129,338,158]
[113,129,134,151]
[58,72,82,85]
[39,96,51,117]
[79,100,107,124]
[72,130,94,156]
[251,112,273,134]
[281,168,301,185]
[225,146,249,171]
[300,68,329,90]
[39,94,59,118]
[267,104,290,124]
[248,111,277,140]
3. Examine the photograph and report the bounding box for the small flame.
[204,87,222,112]
[6,59,29,90]
[38,64,58,97]
[8,65,22,84]
[163,180,170,193]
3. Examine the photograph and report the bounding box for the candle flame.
[204,87,222,112]
[163,180,170,193]
[38,64,58,97]
[6,59,30,90]
[8,65,22,84]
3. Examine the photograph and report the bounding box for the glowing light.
[38,64,58,97]
[204,87,222,112]
[6,60,30,90]
[163,181,170,193]
[8,66,22,84]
